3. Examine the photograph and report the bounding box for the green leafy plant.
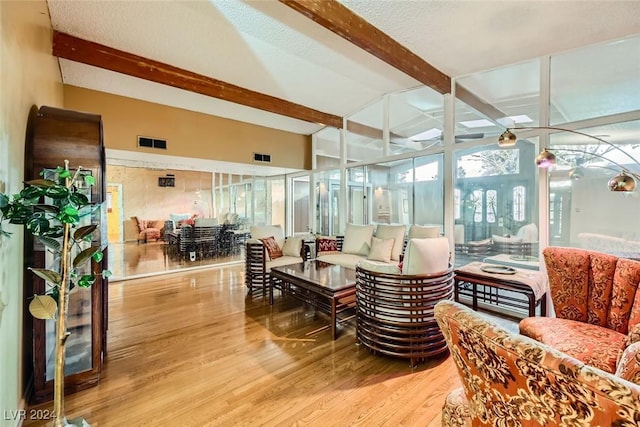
[0,161,110,427]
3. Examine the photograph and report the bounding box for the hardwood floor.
[24,263,462,426]
[108,241,243,280]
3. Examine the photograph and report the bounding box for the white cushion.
[367,237,395,263]
[250,225,285,250]
[515,223,539,243]
[195,218,218,227]
[468,237,492,246]
[375,224,406,261]
[265,256,303,272]
[250,225,285,261]
[170,213,191,222]
[408,225,440,239]
[402,237,450,275]
[356,260,401,275]
[282,236,303,257]
[316,253,366,270]
[342,223,374,256]
[492,235,523,243]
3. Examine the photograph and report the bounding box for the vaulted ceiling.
[49,0,640,139]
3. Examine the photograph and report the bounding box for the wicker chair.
[245,230,311,296]
[355,263,455,366]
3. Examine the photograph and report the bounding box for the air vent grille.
[253,153,271,163]
[138,136,167,150]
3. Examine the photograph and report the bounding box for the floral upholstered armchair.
[520,246,640,374]
[435,300,640,427]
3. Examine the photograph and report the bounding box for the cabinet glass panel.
[42,169,97,380]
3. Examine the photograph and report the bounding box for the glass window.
[314,127,341,169]
[550,36,640,125]
[388,86,445,155]
[546,122,640,258]
[269,177,285,229]
[413,154,443,229]
[454,140,539,267]
[291,175,310,234]
[455,58,541,136]
[345,99,384,163]
[314,169,340,236]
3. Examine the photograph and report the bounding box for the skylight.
[460,119,495,128]
[409,128,442,141]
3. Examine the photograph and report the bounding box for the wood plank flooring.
[24,264,461,427]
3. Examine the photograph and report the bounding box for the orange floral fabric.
[543,247,590,321]
[616,342,640,385]
[608,257,640,333]
[436,300,640,427]
[519,317,626,373]
[525,247,640,374]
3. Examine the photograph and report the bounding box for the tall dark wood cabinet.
[25,105,108,403]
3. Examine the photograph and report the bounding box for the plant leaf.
[102,270,112,279]
[24,179,57,188]
[45,186,69,199]
[37,236,62,252]
[92,251,103,263]
[84,175,95,186]
[73,224,97,241]
[73,246,100,268]
[29,295,57,319]
[29,268,62,285]
[77,275,95,288]
[27,217,51,235]
[0,193,9,208]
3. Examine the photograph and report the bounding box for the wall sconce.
[498,127,640,192]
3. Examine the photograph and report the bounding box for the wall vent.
[253,153,272,163]
[138,136,167,150]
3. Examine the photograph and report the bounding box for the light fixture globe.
[535,149,556,169]
[498,129,517,147]
[608,172,637,192]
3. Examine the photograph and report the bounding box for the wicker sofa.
[436,300,640,427]
[519,246,640,374]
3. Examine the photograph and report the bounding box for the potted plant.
[0,160,109,427]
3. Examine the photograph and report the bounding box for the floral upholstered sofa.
[519,246,640,374]
[435,300,640,427]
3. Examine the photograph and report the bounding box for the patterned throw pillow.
[259,236,283,260]
[317,237,339,254]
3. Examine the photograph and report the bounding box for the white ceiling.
[48,0,640,174]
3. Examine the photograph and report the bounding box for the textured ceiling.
[47,0,640,173]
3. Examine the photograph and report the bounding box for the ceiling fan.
[390,132,485,148]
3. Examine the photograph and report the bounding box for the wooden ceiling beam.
[52,31,343,129]
[279,0,451,95]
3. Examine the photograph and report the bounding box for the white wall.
[0,2,63,425]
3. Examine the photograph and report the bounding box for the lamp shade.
[608,172,637,192]
[498,129,517,147]
[535,149,556,169]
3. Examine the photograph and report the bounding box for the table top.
[455,261,548,300]
[271,260,356,293]
[483,253,540,270]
